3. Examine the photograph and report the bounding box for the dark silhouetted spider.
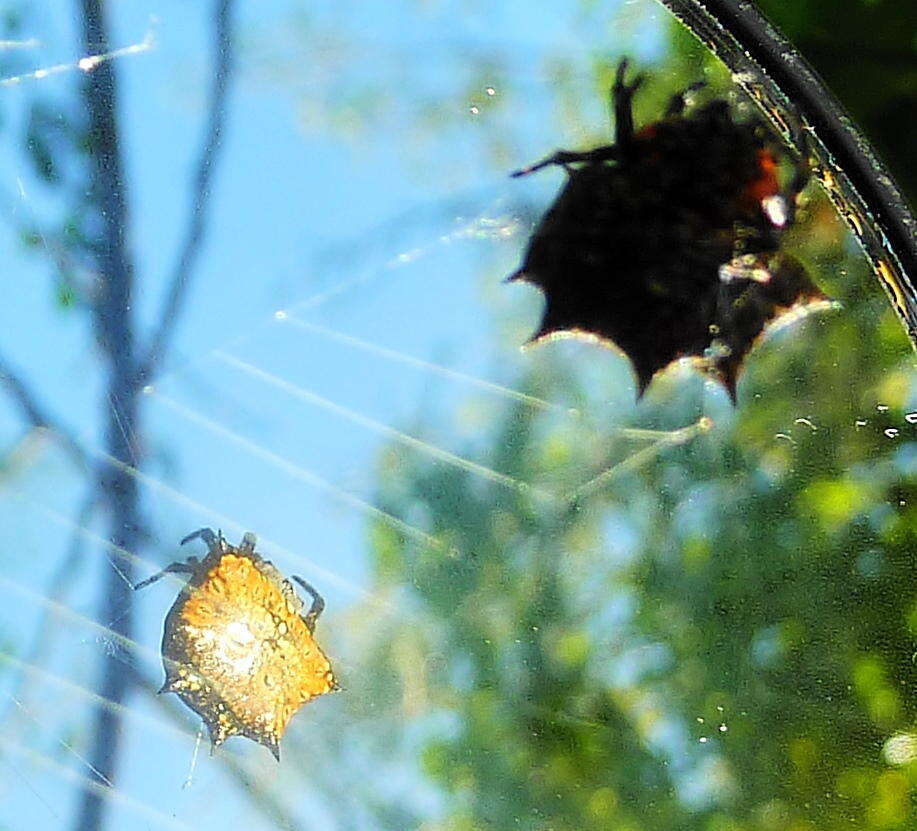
[510,59,826,400]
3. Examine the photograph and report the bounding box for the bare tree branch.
[0,0,236,825]
[73,2,236,828]
[73,0,143,827]
[0,351,90,470]
[138,0,236,381]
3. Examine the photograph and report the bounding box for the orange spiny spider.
[135,528,338,760]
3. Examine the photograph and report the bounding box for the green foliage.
[354,269,915,830]
[344,52,916,822]
[369,386,691,830]
[25,102,63,184]
[55,279,76,309]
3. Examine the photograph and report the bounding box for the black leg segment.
[511,145,620,178]
[665,80,706,118]
[612,58,645,147]
[133,559,198,591]
[180,527,219,549]
[291,575,326,632]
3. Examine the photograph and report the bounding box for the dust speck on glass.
[0,0,913,830]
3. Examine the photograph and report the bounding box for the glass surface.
[0,1,914,830]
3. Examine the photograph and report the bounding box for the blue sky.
[3,0,914,827]
[0,0,686,827]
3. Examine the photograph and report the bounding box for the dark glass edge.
[658,0,917,348]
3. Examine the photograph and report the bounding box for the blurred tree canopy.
[345,264,915,830]
[1,1,912,829]
[321,7,917,828]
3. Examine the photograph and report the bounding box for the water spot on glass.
[882,733,917,766]
[469,105,479,115]
[905,412,917,424]
[699,736,708,743]
[794,417,816,431]
[884,428,899,438]
[719,724,728,733]
[696,717,705,723]
[876,403,890,412]
[856,549,883,579]
[274,310,287,320]
[854,419,868,429]
[485,87,495,96]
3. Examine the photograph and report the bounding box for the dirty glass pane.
[0,1,913,830]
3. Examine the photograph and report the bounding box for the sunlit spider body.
[135,528,338,761]
[510,59,828,399]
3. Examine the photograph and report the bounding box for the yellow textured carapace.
[135,528,338,760]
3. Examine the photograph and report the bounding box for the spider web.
[0,0,906,829]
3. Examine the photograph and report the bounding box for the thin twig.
[0,352,89,470]
[0,491,97,741]
[73,0,143,825]
[138,0,236,380]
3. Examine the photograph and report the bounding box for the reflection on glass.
[0,1,912,830]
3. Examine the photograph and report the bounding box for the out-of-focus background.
[0,0,914,829]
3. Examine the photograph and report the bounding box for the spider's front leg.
[511,145,619,178]
[180,527,220,551]
[756,143,811,235]
[133,558,199,591]
[780,137,812,228]
[664,80,706,118]
[291,575,326,633]
[612,58,645,146]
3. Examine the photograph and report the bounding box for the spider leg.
[788,155,810,200]
[291,576,326,633]
[612,57,645,146]
[760,127,811,231]
[133,559,198,591]
[760,158,808,233]
[511,145,619,178]
[665,80,705,117]
[180,527,218,549]
[786,128,813,199]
